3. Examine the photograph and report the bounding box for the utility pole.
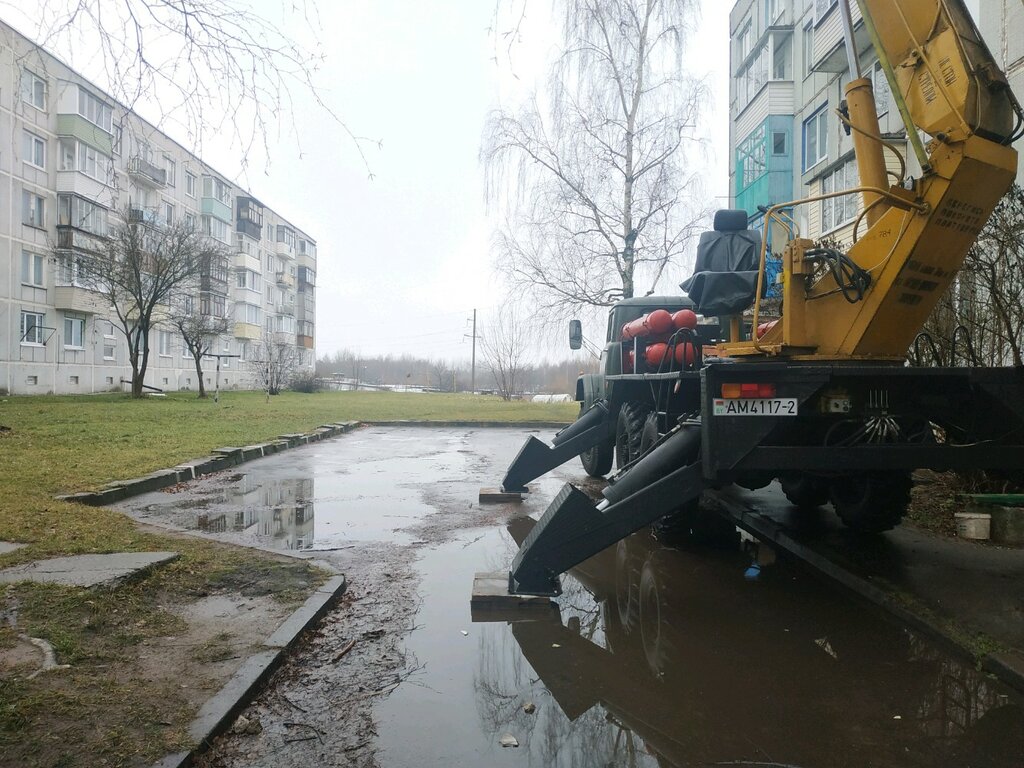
[464,309,478,394]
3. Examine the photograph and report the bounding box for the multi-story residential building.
[0,21,316,395]
[729,0,910,243]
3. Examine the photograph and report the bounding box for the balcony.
[811,2,869,73]
[276,301,296,316]
[275,240,295,260]
[233,322,262,340]
[275,271,295,289]
[128,207,161,226]
[57,226,106,254]
[735,80,794,139]
[56,170,110,198]
[297,335,315,349]
[128,156,167,187]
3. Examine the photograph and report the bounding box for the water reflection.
[191,476,315,550]
[474,523,1023,767]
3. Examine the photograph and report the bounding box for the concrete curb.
[56,421,361,507]
[151,574,347,768]
[705,490,1024,695]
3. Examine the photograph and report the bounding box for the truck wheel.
[830,472,912,533]
[615,401,651,470]
[579,403,614,477]
[780,473,831,509]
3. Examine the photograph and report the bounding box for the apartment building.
[0,21,317,395]
[728,0,911,242]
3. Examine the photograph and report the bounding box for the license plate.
[712,398,798,416]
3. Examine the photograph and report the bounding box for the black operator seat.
[680,208,763,317]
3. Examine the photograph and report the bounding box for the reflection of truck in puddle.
[194,476,315,549]
[499,518,1023,767]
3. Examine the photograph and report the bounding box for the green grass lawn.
[0,390,575,766]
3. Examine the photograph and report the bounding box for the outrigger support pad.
[508,424,704,596]
[500,400,612,493]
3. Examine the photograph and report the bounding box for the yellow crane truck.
[500,0,1024,596]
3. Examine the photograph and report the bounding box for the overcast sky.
[12,0,732,363]
[241,0,732,363]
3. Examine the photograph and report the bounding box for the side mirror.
[568,319,582,350]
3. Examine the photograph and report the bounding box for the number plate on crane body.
[712,398,798,416]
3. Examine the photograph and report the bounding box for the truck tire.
[830,472,912,533]
[615,401,651,470]
[780,473,831,509]
[579,403,614,477]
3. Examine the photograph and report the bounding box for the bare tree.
[432,359,453,392]
[249,332,302,396]
[483,0,709,317]
[481,304,531,400]
[170,293,229,398]
[14,0,371,171]
[921,185,1024,367]
[66,209,225,397]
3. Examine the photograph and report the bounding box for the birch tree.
[483,0,709,316]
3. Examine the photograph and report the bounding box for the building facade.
[0,21,316,395]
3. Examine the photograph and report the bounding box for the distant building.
[0,21,316,395]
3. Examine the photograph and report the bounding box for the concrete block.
[0,551,179,587]
[471,572,552,609]
[990,506,1024,544]
[479,488,523,504]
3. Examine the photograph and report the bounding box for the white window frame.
[163,202,175,227]
[164,156,176,187]
[872,60,891,118]
[78,87,113,132]
[185,172,196,198]
[803,105,828,171]
[21,69,46,110]
[158,330,172,356]
[64,314,85,349]
[23,190,46,228]
[23,131,46,169]
[22,250,45,287]
[821,157,860,233]
[20,311,45,345]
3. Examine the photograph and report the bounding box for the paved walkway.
[0,551,178,587]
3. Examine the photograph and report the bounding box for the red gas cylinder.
[671,309,697,331]
[756,319,779,339]
[674,342,699,366]
[644,342,671,367]
[623,349,635,373]
[622,309,674,340]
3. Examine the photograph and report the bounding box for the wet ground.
[116,426,1024,767]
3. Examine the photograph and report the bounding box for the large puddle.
[117,426,1024,765]
[376,526,1024,767]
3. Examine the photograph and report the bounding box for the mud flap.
[508,425,705,596]
[501,400,611,492]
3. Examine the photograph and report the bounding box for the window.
[78,88,113,132]
[20,311,45,344]
[23,131,45,168]
[184,212,196,231]
[821,158,859,232]
[158,331,172,356]
[23,190,45,228]
[200,293,226,318]
[240,303,262,324]
[21,69,46,110]
[22,251,44,286]
[814,0,837,23]
[69,375,79,385]
[737,20,753,62]
[803,22,814,76]
[185,172,196,198]
[103,344,116,360]
[163,202,175,226]
[164,157,176,186]
[276,226,295,247]
[202,215,230,243]
[765,0,784,24]
[803,106,828,170]
[736,44,769,111]
[64,315,85,348]
[58,139,113,183]
[113,124,123,156]
[737,124,767,191]
[772,131,788,155]
[237,270,261,291]
[266,285,274,305]
[202,176,231,205]
[58,195,108,236]
[772,37,791,80]
[872,60,891,117]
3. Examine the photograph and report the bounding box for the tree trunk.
[193,351,207,398]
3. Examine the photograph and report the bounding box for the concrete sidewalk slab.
[0,542,26,555]
[0,551,178,587]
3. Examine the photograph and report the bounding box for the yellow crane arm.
[726,0,1023,361]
